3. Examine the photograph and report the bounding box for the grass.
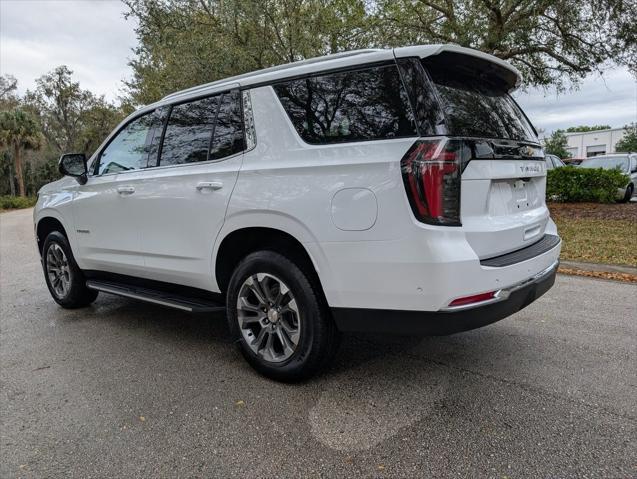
[549,203,637,267]
[0,195,37,212]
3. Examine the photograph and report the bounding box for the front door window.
[96,111,160,175]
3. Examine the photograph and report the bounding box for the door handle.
[196,181,223,191]
[117,186,135,195]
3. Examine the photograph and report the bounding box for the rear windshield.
[424,62,536,142]
[580,156,629,172]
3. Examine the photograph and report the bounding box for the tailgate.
[460,140,549,259]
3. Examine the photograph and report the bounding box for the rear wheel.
[42,232,98,308]
[226,251,339,382]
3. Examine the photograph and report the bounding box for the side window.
[160,96,220,166]
[273,65,418,144]
[210,90,244,160]
[395,57,445,136]
[97,111,160,175]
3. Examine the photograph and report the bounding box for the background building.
[564,127,627,158]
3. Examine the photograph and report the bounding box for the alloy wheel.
[46,243,71,299]
[236,273,301,363]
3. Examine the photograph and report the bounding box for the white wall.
[564,128,627,158]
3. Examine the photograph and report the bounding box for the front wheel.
[42,232,98,308]
[226,251,339,382]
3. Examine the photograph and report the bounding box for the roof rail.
[162,49,383,101]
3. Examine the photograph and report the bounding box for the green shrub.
[0,195,38,210]
[546,166,629,203]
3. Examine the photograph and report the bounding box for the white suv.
[34,45,561,381]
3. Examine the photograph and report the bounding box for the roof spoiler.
[394,44,522,92]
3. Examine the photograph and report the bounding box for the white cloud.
[514,68,637,135]
[0,0,137,101]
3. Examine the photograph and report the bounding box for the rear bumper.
[312,210,562,312]
[331,260,558,335]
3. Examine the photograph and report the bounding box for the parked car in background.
[33,44,561,381]
[545,154,566,170]
[579,153,637,202]
[563,157,585,166]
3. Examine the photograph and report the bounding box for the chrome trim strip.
[242,90,257,152]
[440,260,559,312]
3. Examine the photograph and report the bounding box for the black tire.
[226,250,340,382]
[620,184,634,203]
[42,231,98,309]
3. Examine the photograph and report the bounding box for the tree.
[25,66,96,153]
[544,130,570,158]
[0,75,21,195]
[0,67,127,197]
[0,109,45,197]
[122,0,374,104]
[123,0,636,105]
[565,125,612,132]
[24,66,124,156]
[375,0,636,90]
[0,75,19,110]
[615,123,637,152]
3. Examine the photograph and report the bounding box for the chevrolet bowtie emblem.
[519,145,535,157]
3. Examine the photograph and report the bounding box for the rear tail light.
[448,291,497,307]
[400,139,466,226]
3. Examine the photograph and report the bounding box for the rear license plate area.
[512,179,529,210]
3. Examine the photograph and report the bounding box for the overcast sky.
[1,0,636,135]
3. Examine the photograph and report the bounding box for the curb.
[559,260,637,276]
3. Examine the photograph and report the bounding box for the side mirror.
[59,153,88,185]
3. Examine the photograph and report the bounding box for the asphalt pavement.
[1,208,635,478]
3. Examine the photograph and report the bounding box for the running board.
[86,280,225,313]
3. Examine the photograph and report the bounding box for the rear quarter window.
[273,65,418,144]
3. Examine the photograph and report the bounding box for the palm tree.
[0,109,44,197]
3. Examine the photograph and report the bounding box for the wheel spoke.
[238,296,261,313]
[260,274,279,304]
[238,313,263,326]
[246,276,268,305]
[274,282,289,307]
[280,319,300,345]
[275,327,295,354]
[46,254,57,264]
[54,278,64,295]
[262,330,275,360]
[251,326,268,349]
[280,298,298,316]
